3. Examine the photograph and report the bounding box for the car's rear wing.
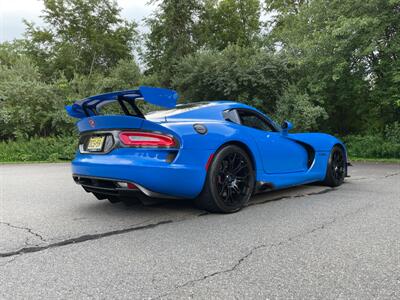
[65,86,178,119]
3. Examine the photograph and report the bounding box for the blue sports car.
[66,86,347,213]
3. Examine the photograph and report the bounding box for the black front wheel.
[322,145,346,187]
[195,145,255,213]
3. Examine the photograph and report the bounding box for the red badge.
[88,119,95,128]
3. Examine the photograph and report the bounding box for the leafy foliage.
[143,0,263,84]
[275,85,327,131]
[143,0,202,84]
[344,122,400,159]
[0,54,141,139]
[0,135,77,162]
[0,0,398,161]
[0,55,73,139]
[198,0,261,50]
[269,0,400,134]
[345,135,400,159]
[24,0,138,80]
[384,121,400,144]
[173,45,288,114]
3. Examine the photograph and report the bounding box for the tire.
[322,145,346,187]
[195,145,255,213]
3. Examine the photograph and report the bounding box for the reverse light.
[117,182,128,188]
[117,182,138,189]
[119,131,177,148]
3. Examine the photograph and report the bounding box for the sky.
[0,0,156,42]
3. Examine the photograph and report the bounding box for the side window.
[238,110,274,132]
[223,109,241,124]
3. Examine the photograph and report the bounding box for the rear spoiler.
[65,86,179,119]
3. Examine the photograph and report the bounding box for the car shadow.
[79,183,331,218]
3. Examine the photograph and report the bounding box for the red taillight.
[119,131,177,148]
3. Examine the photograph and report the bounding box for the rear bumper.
[72,175,176,199]
[71,148,212,198]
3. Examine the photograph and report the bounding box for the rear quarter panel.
[163,121,265,174]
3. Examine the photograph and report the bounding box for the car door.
[235,109,309,174]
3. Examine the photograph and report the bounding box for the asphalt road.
[0,162,399,299]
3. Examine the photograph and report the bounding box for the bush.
[67,59,142,98]
[0,55,143,140]
[172,45,288,113]
[275,85,327,131]
[0,135,77,162]
[344,134,400,159]
[0,56,74,139]
[384,121,400,144]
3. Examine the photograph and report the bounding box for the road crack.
[0,220,172,258]
[0,255,21,266]
[0,188,340,262]
[0,221,46,243]
[384,172,400,178]
[0,179,368,263]
[248,187,335,207]
[351,172,400,181]
[153,203,373,299]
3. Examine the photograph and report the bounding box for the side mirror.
[281,121,293,135]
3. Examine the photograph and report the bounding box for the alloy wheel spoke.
[216,151,252,207]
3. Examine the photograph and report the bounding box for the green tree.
[0,41,26,67]
[172,45,288,113]
[0,55,72,139]
[67,59,142,98]
[266,0,309,14]
[24,0,137,80]
[275,84,327,131]
[268,0,400,134]
[0,43,141,140]
[198,0,261,50]
[144,0,202,85]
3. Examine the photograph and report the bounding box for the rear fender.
[163,121,263,171]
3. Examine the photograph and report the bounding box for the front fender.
[289,133,348,176]
[288,133,346,152]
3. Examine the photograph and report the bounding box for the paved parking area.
[0,162,399,299]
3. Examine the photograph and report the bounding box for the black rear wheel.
[323,145,346,187]
[195,145,255,213]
